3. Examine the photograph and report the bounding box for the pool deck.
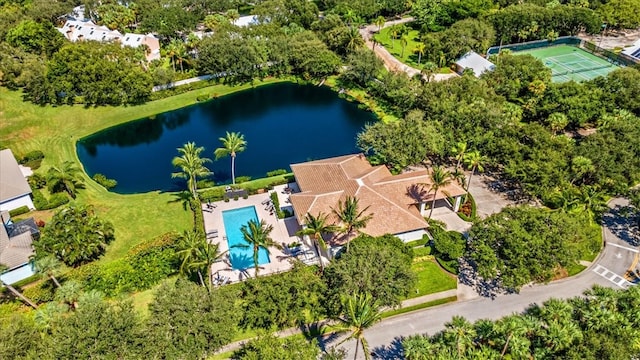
[202,183,327,284]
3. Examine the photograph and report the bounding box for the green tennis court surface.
[517,45,619,82]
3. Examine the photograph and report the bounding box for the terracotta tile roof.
[290,154,467,238]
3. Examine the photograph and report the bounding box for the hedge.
[22,282,56,303]
[19,150,44,170]
[9,206,30,217]
[150,79,218,101]
[92,173,118,189]
[66,232,181,296]
[270,192,285,219]
[32,190,70,210]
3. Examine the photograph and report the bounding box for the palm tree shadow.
[406,184,428,203]
[167,190,194,211]
[371,337,405,359]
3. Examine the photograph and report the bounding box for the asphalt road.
[331,198,638,359]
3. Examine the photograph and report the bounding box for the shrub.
[19,150,44,169]
[9,206,30,217]
[266,169,288,177]
[32,190,69,210]
[196,94,209,102]
[270,192,285,218]
[189,199,205,234]
[92,173,118,189]
[21,282,55,303]
[200,187,225,202]
[235,176,251,184]
[28,173,47,189]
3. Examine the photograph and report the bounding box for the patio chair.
[261,199,271,205]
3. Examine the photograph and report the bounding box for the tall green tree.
[176,231,224,289]
[296,212,338,272]
[240,219,276,276]
[331,196,373,251]
[331,292,382,360]
[47,161,84,199]
[35,205,115,267]
[172,142,212,200]
[451,142,467,169]
[214,131,247,185]
[426,166,452,219]
[463,150,487,191]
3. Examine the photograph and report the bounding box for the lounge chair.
[261,199,271,205]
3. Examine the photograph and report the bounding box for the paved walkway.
[333,197,638,359]
[152,74,215,92]
[359,18,458,82]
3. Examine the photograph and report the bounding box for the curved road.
[334,197,638,359]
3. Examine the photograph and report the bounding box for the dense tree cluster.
[468,207,600,290]
[403,286,640,359]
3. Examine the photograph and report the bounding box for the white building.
[57,20,161,61]
[455,51,496,77]
[233,15,260,28]
[0,149,35,213]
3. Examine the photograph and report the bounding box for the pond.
[76,82,376,194]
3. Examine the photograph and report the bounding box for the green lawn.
[374,27,423,68]
[406,259,457,299]
[0,78,286,262]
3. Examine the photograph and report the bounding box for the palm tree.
[463,150,487,191]
[55,279,83,310]
[400,35,409,58]
[34,256,62,288]
[451,168,466,188]
[225,9,240,23]
[425,166,452,219]
[375,16,385,32]
[331,196,373,251]
[47,161,84,198]
[346,26,364,53]
[390,25,399,48]
[570,156,594,185]
[0,264,38,309]
[214,131,247,185]
[240,219,276,276]
[414,43,426,65]
[176,231,224,288]
[296,212,338,271]
[331,292,382,360]
[421,61,437,83]
[443,316,476,359]
[172,142,212,200]
[451,142,468,169]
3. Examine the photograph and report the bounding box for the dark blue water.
[77,83,375,193]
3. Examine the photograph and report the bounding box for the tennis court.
[517,45,619,82]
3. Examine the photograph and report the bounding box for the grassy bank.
[0,78,285,261]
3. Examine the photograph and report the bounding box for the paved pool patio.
[202,184,326,284]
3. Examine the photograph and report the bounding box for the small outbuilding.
[454,51,496,77]
[0,149,35,213]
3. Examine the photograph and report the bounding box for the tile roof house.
[289,154,467,243]
[0,149,35,213]
[57,20,161,61]
[0,211,39,285]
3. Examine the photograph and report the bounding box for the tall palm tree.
[214,131,247,185]
[421,61,437,83]
[0,264,38,309]
[331,292,382,360]
[331,196,373,251]
[451,142,468,169]
[390,25,399,48]
[240,219,276,276]
[47,161,84,198]
[346,26,364,53]
[414,43,426,65]
[443,316,476,359]
[463,150,487,191]
[400,35,409,58]
[296,212,338,271]
[176,230,224,289]
[425,166,452,219]
[172,142,212,200]
[375,16,385,32]
[34,256,62,288]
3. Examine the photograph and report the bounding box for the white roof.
[59,20,122,42]
[455,51,496,77]
[233,15,259,27]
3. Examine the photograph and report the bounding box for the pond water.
[76,82,376,194]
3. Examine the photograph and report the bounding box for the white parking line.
[592,265,633,289]
[608,242,639,253]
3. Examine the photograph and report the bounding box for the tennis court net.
[553,64,613,77]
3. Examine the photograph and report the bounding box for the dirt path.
[579,28,640,50]
[359,18,458,82]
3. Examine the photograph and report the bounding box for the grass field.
[0,78,286,262]
[406,259,457,299]
[516,45,619,82]
[373,27,453,74]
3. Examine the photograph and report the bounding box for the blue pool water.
[222,206,270,270]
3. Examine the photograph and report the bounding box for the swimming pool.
[222,206,271,270]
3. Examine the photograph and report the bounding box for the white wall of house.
[395,229,428,243]
[0,195,35,212]
[0,263,35,285]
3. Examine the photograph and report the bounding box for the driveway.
[331,198,637,359]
